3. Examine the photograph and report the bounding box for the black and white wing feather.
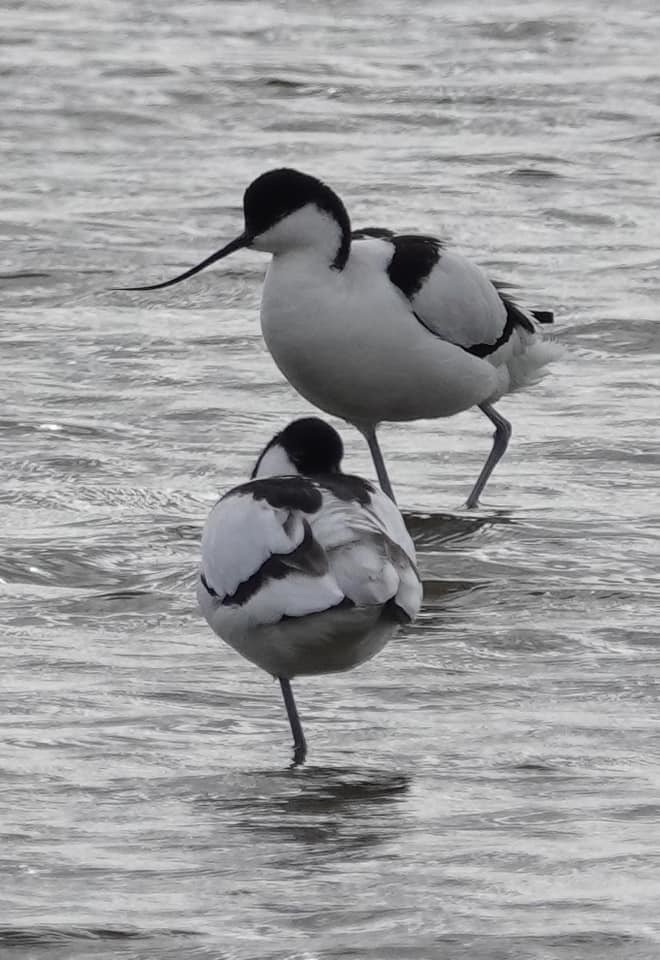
[200,474,421,629]
[200,478,345,625]
[310,475,422,623]
[353,231,548,358]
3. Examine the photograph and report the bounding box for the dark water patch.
[53,107,165,129]
[0,927,143,946]
[46,583,195,622]
[501,759,622,781]
[140,687,241,709]
[0,271,54,281]
[544,207,618,226]
[424,932,657,960]
[572,315,660,354]
[263,76,311,90]
[193,767,411,848]
[0,33,33,47]
[0,549,133,590]
[511,759,570,773]
[509,166,564,180]
[610,128,660,144]
[92,588,154,601]
[473,17,580,42]
[605,803,660,821]
[275,769,411,812]
[0,926,147,947]
[0,925,201,949]
[265,116,360,134]
[544,439,660,463]
[24,454,107,473]
[419,577,489,602]
[194,766,411,811]
[162,522,202,542]
[101,65,178,79]
[404,510,513,549]
[325,931,655,960]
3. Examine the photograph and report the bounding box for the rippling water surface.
[2,0,660,957]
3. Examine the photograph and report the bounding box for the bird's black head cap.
[255,417,344,478]
[243,168,352,269]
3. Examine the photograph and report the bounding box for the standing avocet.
[197,417,422,765]
[122,169,561,506]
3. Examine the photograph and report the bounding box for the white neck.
[251,204,345,265]
[254,444,298,478]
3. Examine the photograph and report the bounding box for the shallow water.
[2,0,660,957]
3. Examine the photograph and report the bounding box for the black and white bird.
[123,168,562,507]
[197,417,422,766]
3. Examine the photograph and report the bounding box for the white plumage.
[124,167,563,506]
[196,418,422,765]
[260,236,560,422]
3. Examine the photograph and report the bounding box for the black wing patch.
[411,284,539,358]
[464,292,534,358]
[387,234,444,300]
[490,280,554,326]
[226,476,323,514]
[318,473,375,506]
[496,292,535,335]
[204,520,329,608]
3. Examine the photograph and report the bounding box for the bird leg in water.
[357,425,397,504]
[465,402,512,509]
[279,677,307,766]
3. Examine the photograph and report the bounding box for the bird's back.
[197,474,421,678]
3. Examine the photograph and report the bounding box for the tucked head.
[118,168,352,292]
[252,418,344,479]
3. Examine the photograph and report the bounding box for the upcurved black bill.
[115,232,251,291]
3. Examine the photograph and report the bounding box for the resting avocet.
[197,417,422,765]
[123,168,562,507]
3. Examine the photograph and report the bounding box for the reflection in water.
[194,768,411,848]
[403,509,515,550]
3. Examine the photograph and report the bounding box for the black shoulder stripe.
[226,476,323,514]
[490,281,554,326]
[220,520,328,607]
[532,309,554,324]
[497,292,535,334]
[463,292,534,359]
[387,234,443,299]
[319,473,374,506]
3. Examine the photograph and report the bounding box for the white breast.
[260,245,499,424]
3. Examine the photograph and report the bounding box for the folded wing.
[310,477,422,622]
[200,480,345,626]
[354,231,545,357]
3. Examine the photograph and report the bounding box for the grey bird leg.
[465,402,512,509]
[357,425,397,503]
[279,677,307,767]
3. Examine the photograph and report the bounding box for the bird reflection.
[194,767,411,850]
